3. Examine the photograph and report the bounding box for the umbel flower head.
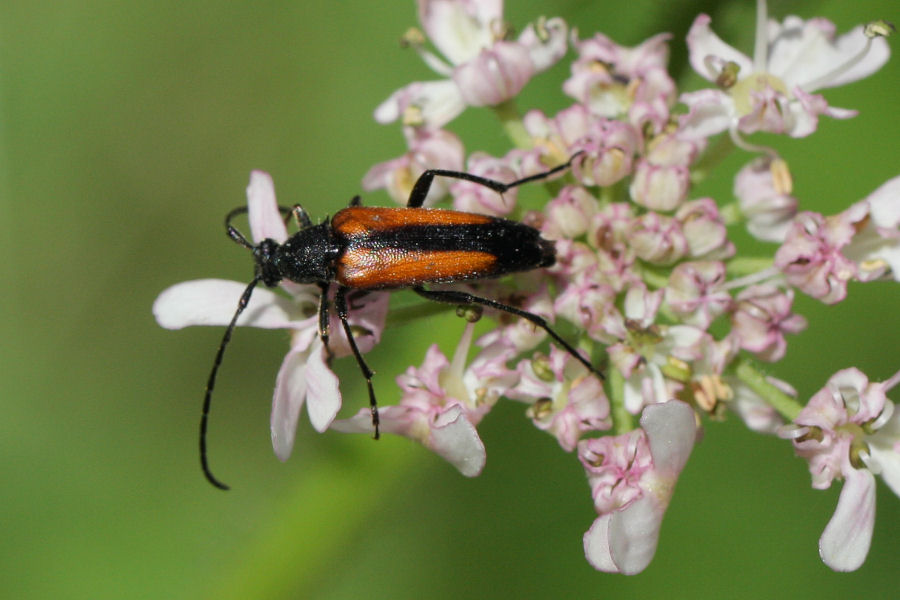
[155,0,897,575]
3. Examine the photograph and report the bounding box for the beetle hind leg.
[412,285,602,379]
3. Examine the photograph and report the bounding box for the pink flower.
[507,346,610,451]
[362,127,464,205]
[580,400,697,574]
[374,0,568,128]
[449,152,519,216]
[153,172,388,460]
[331,322,519,476]
[665,260,731,329]
[680,11,890,141]
[675,198,735,260]
[565,31,676,134]
[629,133,700,211]
[843,175,900,283]
[730,284,806,362]
[774,208,865,304]
[727,372,793,434]
[542,185,599,240]
[780,368,900,571]
[734,157,798,243]
[522,105,641,187]
[605,285,704,413]
[626,212,688,265]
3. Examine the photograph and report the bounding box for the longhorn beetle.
[202,153,602,489]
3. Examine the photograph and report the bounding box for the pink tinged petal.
[775,211,857,303]
[623,365,668,414]
[450,152,518,216]
[544,186,597,239]
[373,80,466,129]
[627,213,688,266]
[518,17,568,72]
[786,88,855,138]
[418,0,501,65]
[586,401,696,574]
[623,284,662,324]
[819,467,875,571]
[331,404,486,477]
[153,279,297,329]
[734,157,798,243]
[629,159,690,212]
[427,404,487,477]
[677,89,734,140]
[686,14,753,83]
[452,42,534,107]
[330,405,407,436]
[665,261,730,328]
[247,171,288,244]
[677,198,734,260]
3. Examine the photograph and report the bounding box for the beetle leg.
[412,285,602,379]
[334,286,381,439]
[289,204,313,229]
[317,282,334,360]
[348,194,362,207]
[406,152,583,208]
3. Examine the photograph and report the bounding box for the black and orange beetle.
[201,153,601,489]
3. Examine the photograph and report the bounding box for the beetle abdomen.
[331,207,555,290]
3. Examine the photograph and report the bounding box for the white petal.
[518,17,568,72]
[814,26,891,89]
[419,0,498,65]
[271,346,311,461]
[641,400,697,474]
[867,404,900,496]
[247,171,288,244]
[583,514,618,572]
[678,89,734,140]
[153,279,296,330]
[686,14,752,82]
[428,405,486,477]
[304,338,342,432]
[331,405,409,435]
[373,80,466,129]
[607,495,663,575]
[818,467,875,571]
[869,444,900,497]
[867,175,900,228]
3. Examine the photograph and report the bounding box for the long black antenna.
[200,276,261,490]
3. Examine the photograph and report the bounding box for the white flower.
[680,10,890,141]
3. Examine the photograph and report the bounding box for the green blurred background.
[1,1,898,598]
